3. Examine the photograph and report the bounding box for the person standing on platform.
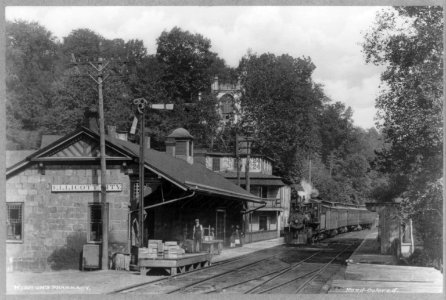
[192,219,203,253]
[230,225,236,248]
[235,225,241,247]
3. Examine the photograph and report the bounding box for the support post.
[236,133,241,186]
[98,57,109,270]
[139,111,145,248]
[245,139,251,193]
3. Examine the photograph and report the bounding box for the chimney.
[107,125,117,138]
[165,128,194,164]
[84,106,99,131]
[115,130,128,141]
[194,148,207,166]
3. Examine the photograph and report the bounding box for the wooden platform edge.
[328,279,443,294]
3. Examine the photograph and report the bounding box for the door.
[216,209,226,241]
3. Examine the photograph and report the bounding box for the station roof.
[6,126,264,204]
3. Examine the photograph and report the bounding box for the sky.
[5,6,387,129]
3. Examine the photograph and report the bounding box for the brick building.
[6,125,263,271]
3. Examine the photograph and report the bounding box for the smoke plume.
[300,179,319,202]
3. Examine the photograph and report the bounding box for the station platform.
[329,229,443,294]
[212,237,285,263]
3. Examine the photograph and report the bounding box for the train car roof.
[306,198,369,211]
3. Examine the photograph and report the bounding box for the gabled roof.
[6,126,263,204]
[6,128,132,175]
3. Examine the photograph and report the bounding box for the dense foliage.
[6,20,385,206]
[362,6,443,266]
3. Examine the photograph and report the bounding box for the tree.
[319,101,353,164]
[6,20,60,145]
[156,27,219,102]
[155,27,228,148]
[362,6,443,265]
[238,52,324,182]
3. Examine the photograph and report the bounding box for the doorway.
[215,209,226,241]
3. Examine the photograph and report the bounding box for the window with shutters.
[7,203,23,242]
[88,203,109,243]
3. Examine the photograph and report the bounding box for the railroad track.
[110,247,284,294]
[194,244,355,294]
[111,241,358,294]
[254,244,354,294]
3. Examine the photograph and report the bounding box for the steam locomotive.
[285,197,376,245]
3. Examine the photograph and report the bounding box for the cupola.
[166,128,194,164]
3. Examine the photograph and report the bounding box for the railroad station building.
[6,119,264,271]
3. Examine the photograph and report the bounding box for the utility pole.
[97,58,109,271]
[133,99,173,248]
[84,57,110,270]
[71,51,127,270]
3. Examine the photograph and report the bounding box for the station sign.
[51,184,122,192]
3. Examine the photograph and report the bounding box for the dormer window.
[165,128,194,164]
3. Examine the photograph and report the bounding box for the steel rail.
[256,245,354,294]
[166,255,280,294]
[109,249,275,294]
[205,250,324,294]
[244,250,324,294]
[294,245,354,294]
[204,269,283,294]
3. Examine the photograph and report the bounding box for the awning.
[227,178,285,186]
[254,207,284,212]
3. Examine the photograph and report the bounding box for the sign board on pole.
[130,116,138,135]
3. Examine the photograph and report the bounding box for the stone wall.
[6,163,130,271]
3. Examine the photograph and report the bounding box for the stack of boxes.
[138,240,185,260]
[163,241,185,259]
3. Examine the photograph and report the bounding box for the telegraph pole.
[97,58,109,270]
[88,57,110,270]
[71,52,127,270]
